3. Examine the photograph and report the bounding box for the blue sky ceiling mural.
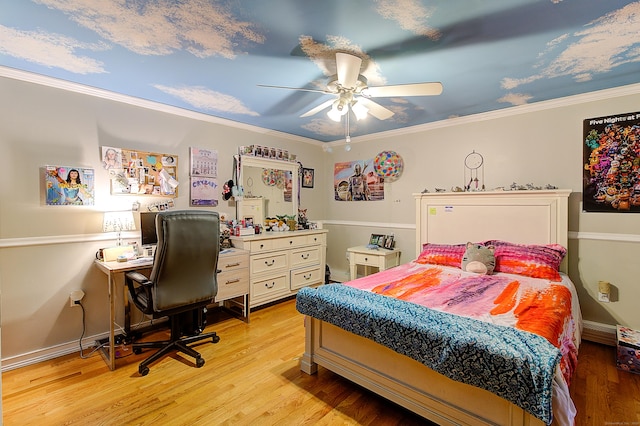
[1,0,640,142]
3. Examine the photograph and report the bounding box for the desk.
[347,245,401,281]
[94,258,153,370]
[93,248,249,370]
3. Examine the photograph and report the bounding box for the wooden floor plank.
[2,299,640,425]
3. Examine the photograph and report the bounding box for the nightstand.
[347,245,401,280]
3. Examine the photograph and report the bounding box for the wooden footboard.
[301,316,546,426]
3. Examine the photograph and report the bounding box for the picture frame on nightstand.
[383,235,395,249]
[369,234,385,246]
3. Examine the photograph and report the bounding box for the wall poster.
[103,146,178,197]
[189,147,218,206]
[45,165,95,206]
[583,112,640,212]
[334,159,384,201]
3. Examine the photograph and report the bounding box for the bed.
[296,190,581,426]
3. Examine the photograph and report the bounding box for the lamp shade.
[103,211,136,233]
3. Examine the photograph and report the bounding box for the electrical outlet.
[69,289,85,307]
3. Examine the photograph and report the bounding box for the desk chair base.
[133,313,220,376]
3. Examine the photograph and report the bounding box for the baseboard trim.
[582,320,617,346]
[1,333,108,372]
[1,318,165,372]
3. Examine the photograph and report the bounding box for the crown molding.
[0,66,321,145]
[3,65,639,147]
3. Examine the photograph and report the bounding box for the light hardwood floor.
[2,298,639,425]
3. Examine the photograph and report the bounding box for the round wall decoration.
[374,151,404,181]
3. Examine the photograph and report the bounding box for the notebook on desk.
[103,245,136,262]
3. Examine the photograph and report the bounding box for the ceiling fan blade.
[357,97,394,120]
[258,84,330,94]
[336,52,362,89]
[366,82,443,97]
[300,99,335,118]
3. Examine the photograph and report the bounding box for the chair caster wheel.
[139,365,149,376]
[196,357,205,368]
[133,347,142,355]
[212,335,220,343]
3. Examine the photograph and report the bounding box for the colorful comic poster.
[45,166,95,206]
[190,177,218,206]
[190,147,218,177]
[334,159,384,201]
[583,112,640,212]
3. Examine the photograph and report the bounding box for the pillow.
[416,243,466,268]
[483,240,566,281]
[461,242,495,274]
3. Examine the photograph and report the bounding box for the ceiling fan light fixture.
[351,101,368,120]
[327,108,342,122]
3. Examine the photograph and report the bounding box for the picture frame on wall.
[302,167,314,188]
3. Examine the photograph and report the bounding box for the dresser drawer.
[273,235,307,249]
[352,252,380,267]
[290,265,323,290]
[290,246,320,268]
[250,239,274,252]
[251,251,288,275]
[215,268,249,300]
[306,233,325,245]
[218,252,249,273]
[252,274,288,298]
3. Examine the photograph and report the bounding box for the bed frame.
[301,190,571,426]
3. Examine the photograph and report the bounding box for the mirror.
[237,155,299,226]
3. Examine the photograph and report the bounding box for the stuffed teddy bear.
[461,242,496,274]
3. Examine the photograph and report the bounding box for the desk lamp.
[103,211,135,246]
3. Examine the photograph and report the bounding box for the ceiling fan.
[259,52,443,123]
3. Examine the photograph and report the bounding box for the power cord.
[77,301,106,359]
[76,300,148,360]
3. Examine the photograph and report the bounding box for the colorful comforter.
[296,262,581,425]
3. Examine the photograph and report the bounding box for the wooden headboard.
[414,190,571,270]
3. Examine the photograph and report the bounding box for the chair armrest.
[126,271,151,285]
[125,271,154,314]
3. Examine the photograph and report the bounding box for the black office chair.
[125,210,221,376]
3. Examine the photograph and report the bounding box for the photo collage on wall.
[189,147,219,206]
[583,111,640,212]
[102,146,179,197]
[334,159,384,201]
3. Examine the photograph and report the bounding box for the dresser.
[214,248,250,321]
[230,229,328,308]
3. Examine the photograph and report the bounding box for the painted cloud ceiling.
[2,0,640,142]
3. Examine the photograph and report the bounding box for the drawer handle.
[264,259,275,267]
[301,253,310,260]
[225,262,240,268]
[289,240,293,245]
[225,278,240,285]
[364,257,368,261]
[260,244,265,249]
[265,281,275,289]
[303,274,312,280]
